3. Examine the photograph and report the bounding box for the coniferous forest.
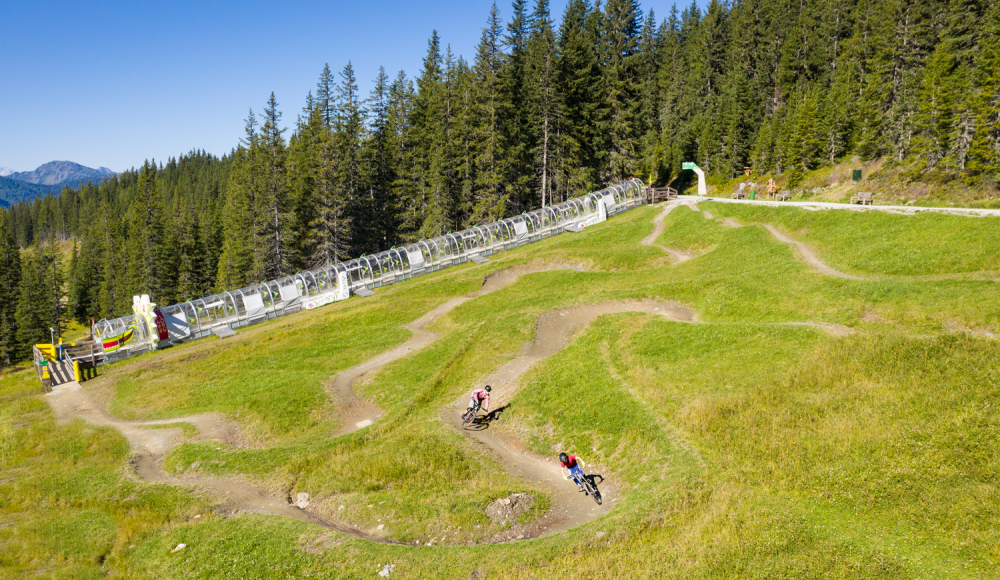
[2,0,999,367]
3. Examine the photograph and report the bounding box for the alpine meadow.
[2,0,1000,578]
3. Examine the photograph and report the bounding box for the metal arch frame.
[262,281,279,313]
[180,301,201,333]
[610,184,625,204]
[462,230,479,252]
[293,273,308,298]
[444,235,460,258]
[444,233,462,258]
[527,211,543,233]
[332,261,352,289]
[568,199,584,218]
[543,206,558,229]
[367,255,386,284]
[191,298,211,327]
[426,238,443,266]
[237,286,263,321]
[504,220,516,241]
[197,294,219,328]
[229,290,247,325]
[485,225,498,247]
[328,263,346,291]
[311,268,331,294]
[361,256,380,283]
[343,259,363,288]
[378,252,394,278]
[417,240,434,266]
[387,248,407,276]
[223,291,240,325]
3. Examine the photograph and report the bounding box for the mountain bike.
[573,472,602,505]
[461,400,481,429]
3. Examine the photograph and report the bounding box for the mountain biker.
[559,452,587,492]
[466,385,491,418]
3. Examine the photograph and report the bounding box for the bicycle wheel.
[584,477,602,505]
[462,406,478,429]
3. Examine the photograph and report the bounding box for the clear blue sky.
[2,0,701,173]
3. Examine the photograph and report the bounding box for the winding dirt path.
[449,300,696,539]
[761,225,867,280]
[45,381,386,541]
[332,263,583,434]
[44,261,596,544]
[43,209,860,545]
[640,200,700,263]
[718,217,868,280]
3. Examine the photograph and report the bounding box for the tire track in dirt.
[640,199,701,264]
[448,300,697,540]
[717,217,868,280]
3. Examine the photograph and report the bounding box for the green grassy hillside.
[2,202,998,578]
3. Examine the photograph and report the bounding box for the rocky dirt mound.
[485,493,535,526]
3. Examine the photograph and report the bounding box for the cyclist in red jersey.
[559,452,587,492]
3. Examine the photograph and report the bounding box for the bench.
[775,190,791,201]
[731,191,746,199]
[851,192,873,205]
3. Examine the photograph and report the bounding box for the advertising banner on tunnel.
[304,271,351,310]
[576,197,608,229]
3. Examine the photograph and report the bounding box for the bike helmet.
[559,452,569,463]
[484,385,492,392]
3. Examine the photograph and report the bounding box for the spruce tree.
[471,4,510,223]
[310,124,353,266]
[365,66,399,249]
[526,0,560,207]
[217,111,260,289]
[0,210,21,366]
[124,161,166,302]
[502,0,535,213]
[334,63,368,253]
[258,93,293,279]
[14,243,63,354]
[968,0,1000,179]
[316,63,337,130]
[556,0,602,197]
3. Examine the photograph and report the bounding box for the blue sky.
[2,0,702,172]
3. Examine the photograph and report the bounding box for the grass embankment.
[703,157,1000,208]
[2,202,999,577]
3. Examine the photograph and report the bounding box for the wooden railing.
[646,186,678,203]
[63,342,104,368]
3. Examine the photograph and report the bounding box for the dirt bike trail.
[449,300,697,538]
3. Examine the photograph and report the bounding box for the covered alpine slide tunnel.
[91,178,647,365]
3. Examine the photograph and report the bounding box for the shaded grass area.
[703,202,1000,276]
[5,202,1000,577]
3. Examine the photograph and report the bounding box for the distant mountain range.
[0,161,115,206]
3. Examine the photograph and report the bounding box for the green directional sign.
[682,162,699,170]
